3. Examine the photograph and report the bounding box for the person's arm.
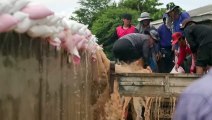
[184,27,198,53]
[142,40,150,67]
[190,53,196,73]
[177,45,186,66]
[196,66,204,74]
[135,23,141,33]
[102,30,118,47]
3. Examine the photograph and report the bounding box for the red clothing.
[116,25,135,38]
[177,44,192,65]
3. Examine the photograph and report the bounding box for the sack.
[170,65,185,73]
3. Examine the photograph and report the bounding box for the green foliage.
[71,0,112,27]
[72,0,167,60]
[118,0,165,20]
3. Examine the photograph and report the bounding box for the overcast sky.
[31,0,212,16]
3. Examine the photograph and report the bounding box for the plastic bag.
[170,65,185,73]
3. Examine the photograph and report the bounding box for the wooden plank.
[0,32,93,120]
[116,73,201,96]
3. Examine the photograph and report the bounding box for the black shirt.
[184,25,212,53]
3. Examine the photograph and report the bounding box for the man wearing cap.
[157,13,174,73]
[166,2,190,33]
[135,12,156,34]
[181,18,212,74]
[103,13,135,47]
[166,2,190,72]
[136,12,160,72]
[112,30,160,69]
[171,32,196,73]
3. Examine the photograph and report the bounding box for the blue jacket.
[158,24,172,48]
[173,12,190,33]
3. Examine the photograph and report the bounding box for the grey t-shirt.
[120,33,150,66]
[135,23,156,34]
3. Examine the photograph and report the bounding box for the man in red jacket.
[172,32,196,73]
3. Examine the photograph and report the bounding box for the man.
[135,12,156,34]
[165,2,190,33]
[171,32,195,73]
[181,18,212,74]
[136,12,159,72]
[166,2,191,72]
[112,30,159,69]
[103,13,135,47]
[157,13,174,73]
[173,68,212,120]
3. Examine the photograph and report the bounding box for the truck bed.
[111,72,201,96]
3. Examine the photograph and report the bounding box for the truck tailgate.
[114,73,201,96]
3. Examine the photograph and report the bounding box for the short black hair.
[122,13,132,20]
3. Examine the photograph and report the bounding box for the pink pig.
[21,3,54,19]
[71,34,88,51]
[59,30,81,64]
[0,13,19,32]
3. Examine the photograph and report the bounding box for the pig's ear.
[0,14,19,32]
[21,3,54,19]
[72,55,81,64]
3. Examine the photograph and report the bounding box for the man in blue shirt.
[157,13,174,73]
[166,2,190,33]
[174,68,212,120]
[166,2,191,72]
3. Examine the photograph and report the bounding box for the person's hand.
[146,66,152,73]
[175,64,179,72]
[190,65,196,73]
[156,52,161,61]
[175,50,179,56]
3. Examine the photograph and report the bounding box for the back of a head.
[180,18,197,30]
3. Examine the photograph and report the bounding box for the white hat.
[137,12,152,21]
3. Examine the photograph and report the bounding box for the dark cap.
[122,13,132,20]
[150,30,160,42]
[180,18,197,30]
[166,2,179,13]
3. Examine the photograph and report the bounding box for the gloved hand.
[190,65,196,73]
